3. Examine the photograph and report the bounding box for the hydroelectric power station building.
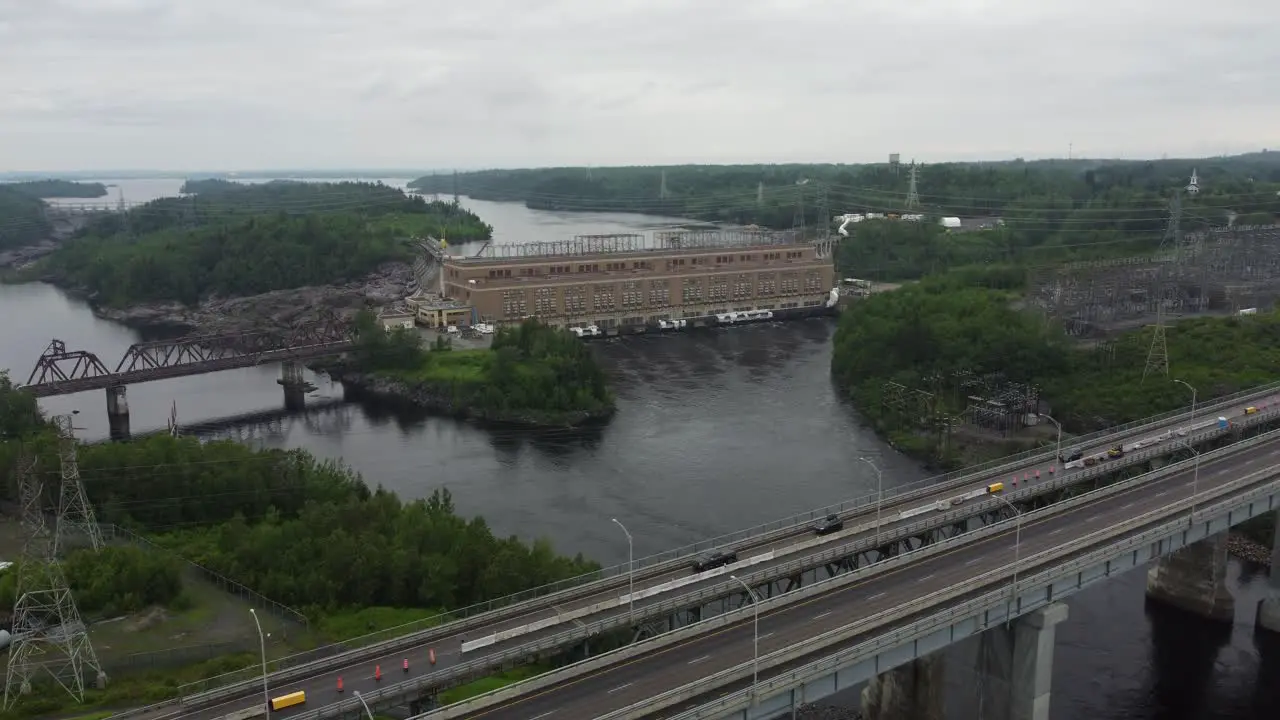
[431,230,838,333]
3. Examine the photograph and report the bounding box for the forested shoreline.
[36,181,492,306]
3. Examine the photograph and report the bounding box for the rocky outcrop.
[1227,533,1273,566]
[86,262,415,335]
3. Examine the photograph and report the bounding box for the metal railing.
[121,385,1280,718]
[640,470,1280,720]
[336,429,1280,720]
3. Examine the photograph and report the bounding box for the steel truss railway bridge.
[105,383,1280,720]
[19,312,354,439]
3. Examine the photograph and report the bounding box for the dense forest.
[0,373,599,618]
[38,181,493,306]
[352,314,615,423]
[0,186,52,250]
[412,155,1280,275]
[3,179,109,199]
[830,269,1280,461]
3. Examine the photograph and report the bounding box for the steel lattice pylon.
[53,415,103,554]
[4,425,106,709]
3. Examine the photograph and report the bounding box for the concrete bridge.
[134,386,1280,720]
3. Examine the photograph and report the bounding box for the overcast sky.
[1,0,1277,172]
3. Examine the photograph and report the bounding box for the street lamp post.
[353,690,375,720]
[611,518,634,621]
[248,609,269,712]
[1040,414,1063,465]
[990,496,1023,615]
[729,575,761,703]
[1173,379,1199,522]
[857,457,884,545]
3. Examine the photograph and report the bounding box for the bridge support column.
[1254,511,1280,635]
[976,602,1068,720]
[1145,531,1234,622]
[860,654,944,720]
[104,386,130,440]
[277,361,311,411]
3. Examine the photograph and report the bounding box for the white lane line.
[1049,528,1063,536]
[813,611,832,620]
[688,655,711,665]
[1085,514,1100,523]
[531,712,555,720]
[868,592,886,600]
[608,683,633,694]
[758,632,775,640]
[965,557,982,566]
[1153,490,1168,497]
[916,573,935,583]
[1121,502,1135,510]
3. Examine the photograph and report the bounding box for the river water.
[6,179,1277,718]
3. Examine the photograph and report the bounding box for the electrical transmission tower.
[756,181,764,206]
[451,170,459,206]
[793,178,810,236]
[659,170,669,200]
[815,183,830,239]
[54,415,104,554]
[1142,191,1183,382]
[905,162,921,211]
[4,445,106,709]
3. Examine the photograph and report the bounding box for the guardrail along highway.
[429,432,1280,720]
[162,387,1280,720]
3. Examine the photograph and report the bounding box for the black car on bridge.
[690,549,739,573]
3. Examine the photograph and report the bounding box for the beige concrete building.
[436,233,836,330]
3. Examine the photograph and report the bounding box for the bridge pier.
[975,602,1068,720]
[1145,531,1234,622]
[1254,510,1280,635]
[104,386,130,440]
[859,654,944,720]
[277,361,313,411]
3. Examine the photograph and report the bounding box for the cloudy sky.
[1,0,1277,171]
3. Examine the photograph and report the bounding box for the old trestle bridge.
[19,312,355,438]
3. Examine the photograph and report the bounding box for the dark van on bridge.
[691,549,738,574]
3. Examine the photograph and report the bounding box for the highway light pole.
[1040,413,1063,465]
[353,690,375,720]
[858,457,884,546]
[1173,379,1199,523]
[729,575,761,704]
[248,609,269,713]
[612,518,634,621]
[990,496,1023,616]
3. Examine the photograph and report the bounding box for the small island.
[332,314,616,427]
[5,178,110,199]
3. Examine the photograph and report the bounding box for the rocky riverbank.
[83,262,415,335]
[328,365,615,428]
[1227,533,1273,566]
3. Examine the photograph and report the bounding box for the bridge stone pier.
[277,361,312,411]
[860,655,944,720]
[1254,510,1280,635]
[974,602,1069,720]
[1145,531,1235,622]
[105,385,130,440]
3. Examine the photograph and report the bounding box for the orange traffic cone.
[337,676,344,693]
[429,648,437,665]
[375,665,382,682]
[403,658,409,673]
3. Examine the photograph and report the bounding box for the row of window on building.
[477,250,815,281]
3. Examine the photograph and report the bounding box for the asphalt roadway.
[450,435,1280,720]
[195,392,1278,720]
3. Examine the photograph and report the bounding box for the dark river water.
[5,181,1277,718]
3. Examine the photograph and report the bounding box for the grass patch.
[437,665,550,706]
[0,653,255,720]
[317,606,450,643]
[380,349,490,385]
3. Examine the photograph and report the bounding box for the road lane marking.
[868,592,886,600]
[1049,528,1063,535]
[531,713,555,720]
[608,682,633,694]
[1121,502,1135,510]
[915,573,935,583]
[687,655,710,665]
[965,557,982,566]
[459,442,1272,718]
[813,611,832,620]
[1085,514,1100,522]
